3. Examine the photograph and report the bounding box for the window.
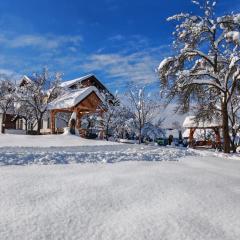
[20,119,23,129]
[17,119,23,129]
[47,118,50,129]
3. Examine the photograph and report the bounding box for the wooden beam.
[213,127,221,148]
[189,128,196,147]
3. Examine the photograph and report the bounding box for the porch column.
[76,111,82,133]
[99,110,104,140]
[50,110,56,134]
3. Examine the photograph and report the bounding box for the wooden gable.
[74,91,103,112]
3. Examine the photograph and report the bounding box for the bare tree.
[0,74,15,133]
[111,105,135,139]
[100,93,120,140]
[16,68,62,134]
[158,0,240,153]
[126,86,159,144]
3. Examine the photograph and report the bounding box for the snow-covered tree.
[228,95,240,150]
[100,93,120,140]
[111,105,135,139]
[14,100,37,134]
[142,122,164,142]
[158,0,240,153]
[16,68,62,134]
[126,86,159,144]
[0,75,15,133]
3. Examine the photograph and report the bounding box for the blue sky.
[0,0,238,92]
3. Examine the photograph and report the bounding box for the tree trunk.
[222,103,231,153]
[25,119,28,135]
[37,118,42,135]
[106,125,109,141]
[138,126,142,144]
[230,130,237,153]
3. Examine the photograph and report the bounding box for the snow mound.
[0,134,120,147]
[194,149,240,161]
[0,145,196,165]
[1,154,240,240]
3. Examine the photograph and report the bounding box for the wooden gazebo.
[48,86,105,138]
[183,116,222,148]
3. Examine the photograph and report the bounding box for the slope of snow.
[0,134,120,148]
[0,155,240,240]
[0,145,195,165]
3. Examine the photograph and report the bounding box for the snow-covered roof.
[48,86,104,110]
[183,116,221,128]
[60,74,94,88]
[19,75,33,86]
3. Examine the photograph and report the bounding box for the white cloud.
[0,33,83,49]
[0,68,21,80]
[82,46,168,87]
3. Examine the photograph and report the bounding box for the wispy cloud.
[0,32,83,50]
[0,28,169,92]
[82,45,169,88]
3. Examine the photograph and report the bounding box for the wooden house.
[1,74,110,137]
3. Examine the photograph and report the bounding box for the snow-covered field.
[0,134,120,147]
[0,134,240,240]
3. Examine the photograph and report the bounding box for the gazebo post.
[50,110,56,134]
[189,128,195,147]
[214,127,221,148]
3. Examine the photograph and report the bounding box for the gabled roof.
[60,74,93,88]
[60,74,112,96]
[183,116,221,128]
[19,75,33,86]
[48,86,104,110]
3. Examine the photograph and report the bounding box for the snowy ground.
[0,134,240,240]
[0,134,120,147]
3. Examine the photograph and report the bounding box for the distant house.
[0,112,17,133]
[0,74,111,137]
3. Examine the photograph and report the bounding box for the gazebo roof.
[183,116,221,129]
[48,86,104,110]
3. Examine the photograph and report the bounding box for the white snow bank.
[193,148,240,161]
[0,155,240,239]
[0,145,196,165]
[0,134,120,148]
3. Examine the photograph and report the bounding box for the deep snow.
[0,156,240,240]
[0,134,240,240]
[0,134,120,147]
